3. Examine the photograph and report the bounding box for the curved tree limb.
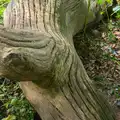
[0,0,116,120]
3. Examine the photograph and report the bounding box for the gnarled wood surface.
[0,0,115,120]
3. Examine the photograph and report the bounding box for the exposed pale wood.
[0,0,115,120]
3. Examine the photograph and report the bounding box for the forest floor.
[74,19,120,120]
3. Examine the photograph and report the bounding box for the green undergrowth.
[74,12,120,107]
[0,78,34,120]
[0,0,9,23]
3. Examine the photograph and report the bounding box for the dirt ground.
[74,20,120,120]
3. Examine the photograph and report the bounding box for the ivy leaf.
[2,115,16,120]
[10,98,18,105]
[97,0,105,4]
[106,0,112,4]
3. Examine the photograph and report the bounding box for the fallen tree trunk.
[0,0,115,120]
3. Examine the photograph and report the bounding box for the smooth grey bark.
[0,0,115,120]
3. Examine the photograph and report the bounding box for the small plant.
[0,79,34,120]
[97,0,120,19]
[0,0,10,23]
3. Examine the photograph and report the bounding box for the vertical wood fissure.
[80,68,115,120]
[68,55,100,120]
[28,0,32,28]
[22,0,25,28]
[43,0,47,31]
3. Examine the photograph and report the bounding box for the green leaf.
[10,98,18,105]
[97,0,105,4]
[0,94,5,98]
[2,115,16,120]
[100,11,105,15]
[106,0,112,4]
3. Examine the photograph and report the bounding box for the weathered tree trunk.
[0,0,115,120]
